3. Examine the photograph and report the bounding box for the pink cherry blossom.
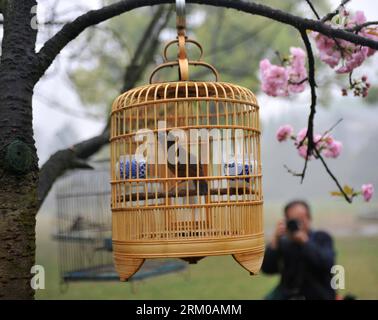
[288,47,307,93]
[296,128,308,144]
[294,129,342,160]
[314,134,323,144]
[350,11,367,26]
[281,126,344,162]
[295,128,318,159]
[259,47,307,97]
[319,49,342,69]
[336,46,369,74]
[259,59,289,97]
[346,75,371,97]
[276,125,294,142]
[298,145,308,159]
[312,10,377,76]
[313,33,341,68]
[361,184,374,202]
[290,47,306,66]
[323,139,343,158]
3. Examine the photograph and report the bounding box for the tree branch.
[299,28,317,183]
[314,148,353,203]
[35,94,104,121]
[34,0,378,82]
[37,128,109,207]
[121,5,172,91]
[321,0,351,23]
[37,7,171,209]
[347,21,378,33]
[290,29,353,204]
[305,0,320,20]
[319,118,343,140]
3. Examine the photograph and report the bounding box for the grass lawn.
[35,215,378,299]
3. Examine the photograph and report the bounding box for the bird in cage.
[69,216,106,232]
[69,216,86,232]
[158,131,208,195]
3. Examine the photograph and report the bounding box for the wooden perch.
[118,187,257,202]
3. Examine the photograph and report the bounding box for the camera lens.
[286,219,300,233]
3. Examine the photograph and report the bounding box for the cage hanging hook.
[176,0,189,80]
[149,0,220,83]
[176,0,186,36]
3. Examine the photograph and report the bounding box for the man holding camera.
[262,200,336,300]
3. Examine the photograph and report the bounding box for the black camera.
[286,219,300,234]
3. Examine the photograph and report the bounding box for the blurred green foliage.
[69,0,330,114]
[365,86,378,105]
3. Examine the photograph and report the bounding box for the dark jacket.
[262,230,336,300]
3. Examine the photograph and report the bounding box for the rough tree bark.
[0,0,39,299]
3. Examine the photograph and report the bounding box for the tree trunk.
[0,75,39,300]
[0,0,39,299]
[0,153,38,300]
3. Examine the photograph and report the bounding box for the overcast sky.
[31,0,378,164]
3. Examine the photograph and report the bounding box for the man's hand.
[291,230,309,244]
[270,220,286,249]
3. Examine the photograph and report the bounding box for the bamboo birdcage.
[110,1,264,281]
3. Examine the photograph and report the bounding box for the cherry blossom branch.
[349,71,354,87]
[299,29,316,183]
[313,148,353,203]
[305,0,320,20]
[347,21,378,33]
[319,118,343,140]
[288,77,308,85]
[283,117,346,195]
[306,0,347,58]
[321,0,352,23]
[284,164,304,178]
[292,29,353,202]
